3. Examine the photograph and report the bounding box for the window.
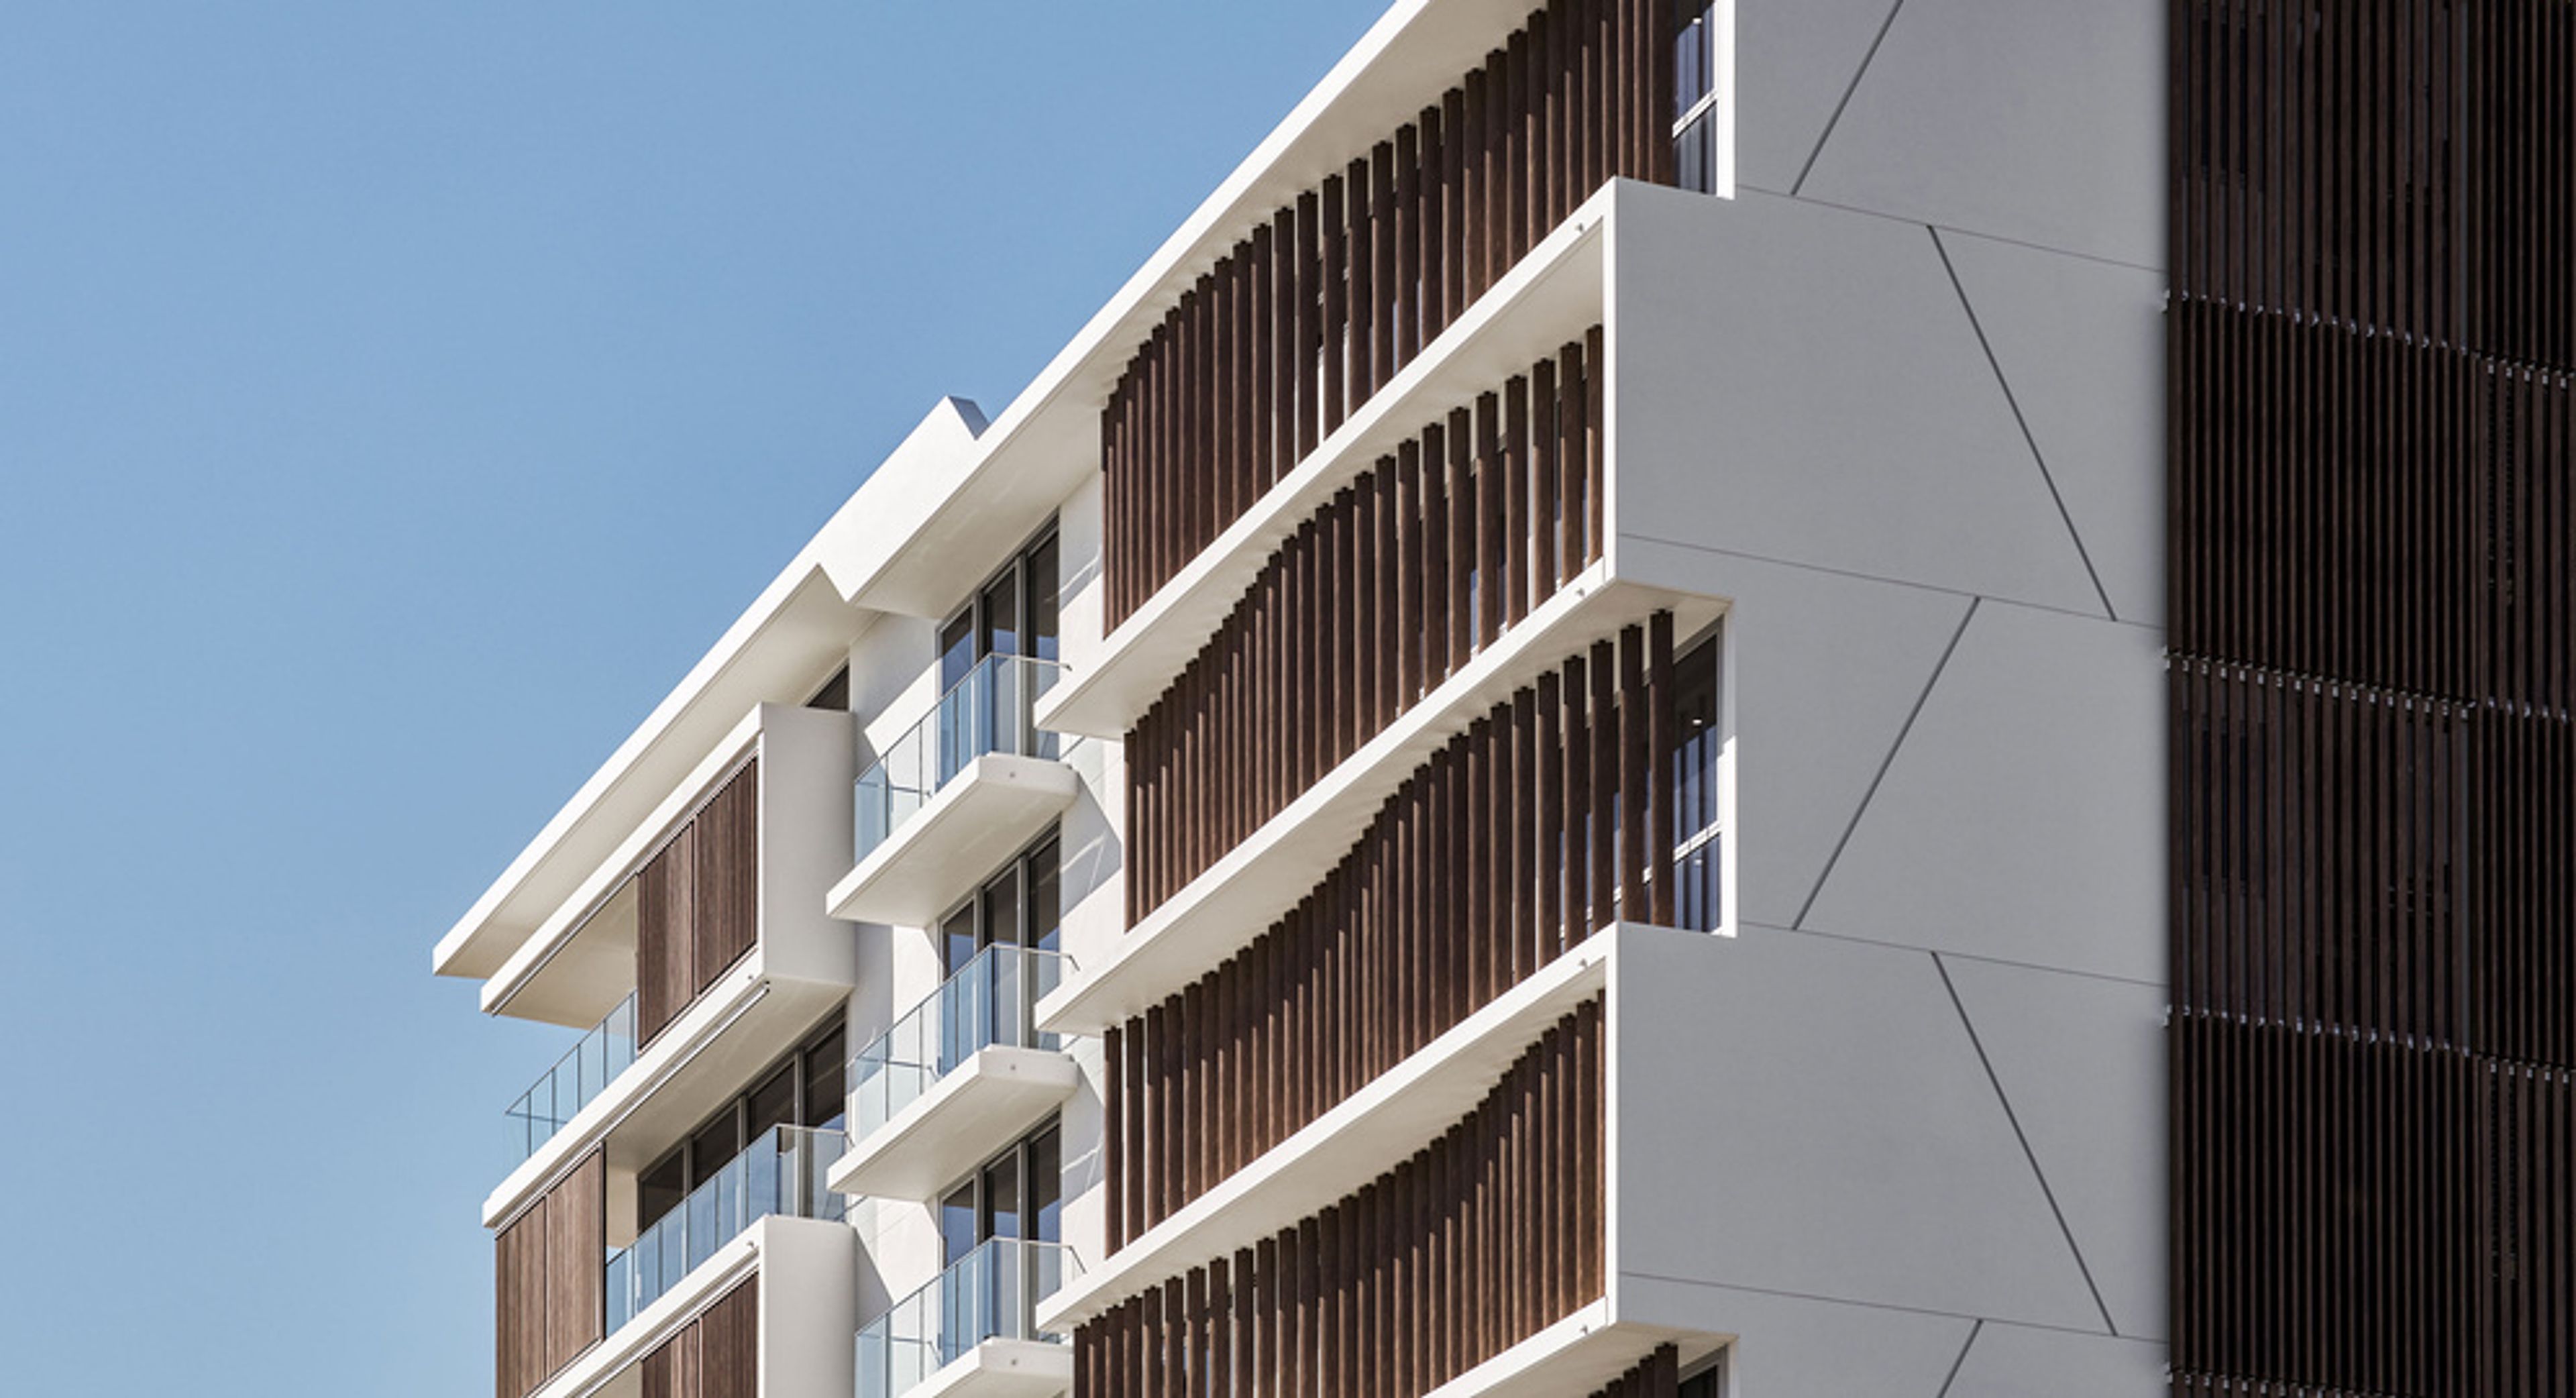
[635,1016,848,1236]
[938,832,1063,977]
[1670,630,1725,932]
[939,529,1061,691]
[938,1122,1063,1263]
[1673,2,1730,196]
[1680,1350,1729,1397]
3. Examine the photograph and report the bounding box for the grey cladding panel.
[1729,0,1909,193]
[1944,957,2168,1342]
[1936,229,2167,626]
[1613,925,2106,1331]
[1802,600,2165,984]
[1796,0,2166,268]
[1611,186,2104,616]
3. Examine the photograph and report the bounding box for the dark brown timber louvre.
[637,1276,757,1398]
[635,758,761,1046]
[494,1148,604,1398]
[1074,1002,1606,1396]
[1100,0,1676,629]
[2171,2,2576,1395]
[1123,335,1610,920]
[1107,619,1672,1242]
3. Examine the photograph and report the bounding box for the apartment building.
[432,2,2575,1397]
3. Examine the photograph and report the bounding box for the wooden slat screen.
[638,1276,756,1398]
[543,1150,605,1378]
[494,1147,604,1398]
[496,1201,543,1398]
[690,761,759,996]
[2172,3,2576,1396]
[636,758,761,1046]
[1075,1002,1605,1396]
[636,822,696,1048]
[1126,335,1609,919]
[2172,0,2576,371]
[1103,0,1678,628]
[2168,299,2576,712]
[1108,619,1670,1246]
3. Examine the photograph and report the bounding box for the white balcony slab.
[828,754,1079,928]
[1040,930,1614,1330]
[1038,573,1723,1037]
[1423,1303,1727,1398]
[1036,192,1613,743]
[486,952,853,1230]
[913,1338,1074,1398]
[830,1046,1083,1203]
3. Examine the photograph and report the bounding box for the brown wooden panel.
[699,1276,759,1398]
[1099,0,1681,626]
[496,1200,542,1398]
[691,759,759,994]
[544,1149,605,1375]
[635,822,696,1047]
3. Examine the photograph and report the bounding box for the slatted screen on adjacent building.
[2171,3,2576,1393]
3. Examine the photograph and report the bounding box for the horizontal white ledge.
[826,753,1079,928]
[828,1046,1083,1203]
[912,1338,1075,1398]
[1422,1303,1731,1398]
[1036,190,1614,743]
[1040,928,1614,1330]
[1038,570,1724,1037]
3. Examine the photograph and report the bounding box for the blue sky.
[0,5,1383,1393]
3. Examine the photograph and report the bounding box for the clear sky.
[0,4,1385,1393]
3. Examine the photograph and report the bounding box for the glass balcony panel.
[849,945,1069,1144]
[854,1239,1078,1398]
[853,654,1063,865]
[503,991,640,1167]
[602,1125,847,1336]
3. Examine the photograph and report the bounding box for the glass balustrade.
[850,945,1068,1144]
[853,653,1063,864]
[504,993,638,1165]
[604,1124,848,1333]
[854,1238,1077,1398]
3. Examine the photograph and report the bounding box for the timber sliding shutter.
[1099,0,1678,628]
[638,1276,758,1398]
[637,759,761,1046]
[495,1148,605,1398]
[2171,3,2576,1395]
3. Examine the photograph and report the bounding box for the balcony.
[857,1239,1077,1398]
[607,1124,847,1332]
[503,993,637,1165]
[829,945,1080,1202]
[828,654,1079,928]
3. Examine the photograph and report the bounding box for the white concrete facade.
[439,2,2166,1397]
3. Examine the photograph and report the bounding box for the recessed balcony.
[829,945,1080,1203]
[828,655,1078,928]
[856,1239,1079,1398]
[606,1124,847,1332]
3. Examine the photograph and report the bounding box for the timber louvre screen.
[2170,3,2576,1395]
[1124,334,1609,918]
[1107,618,1674,1244]
[1101,0,1680,627]
[1077,1003,1606,1398]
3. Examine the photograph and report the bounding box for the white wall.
[1595,0,2167,1389]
